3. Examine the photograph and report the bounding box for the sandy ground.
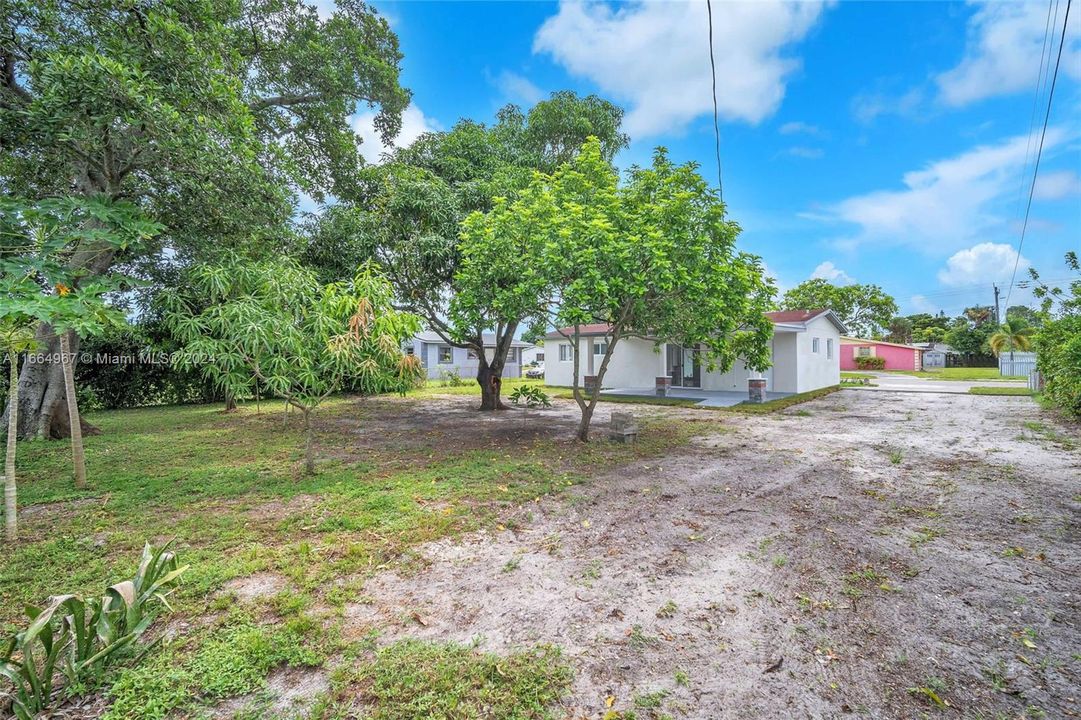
[339,390,1080,719]
[860,372,1029,393]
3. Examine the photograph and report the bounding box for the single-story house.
[406,331,534,380]
[521,345,544,366]
[840,337,922,371]
[543,309,846,394]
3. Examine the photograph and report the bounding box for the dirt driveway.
[343,390,1079,719]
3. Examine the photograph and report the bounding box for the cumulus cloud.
[491,70,545,105]
[823,128,1070,251]
[909,294,939,314]
[533,1,827,137]
[936,1,1081,107]
[851,87,924,124]
[937,242,1029,287]
[352,103,440,164]
[810,261,854,284]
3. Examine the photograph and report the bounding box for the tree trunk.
[59,332,87,489]
[477,364,507,411]
[5,349,18,542]
[224,389,238,413]
[302,409,314,474]
[575,403,596,443]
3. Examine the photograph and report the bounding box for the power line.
[1013,0,1057,219]
[1005,0,1072,308]
[705,0,724,208]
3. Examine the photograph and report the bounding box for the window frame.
[593,341,608,356]
[826,338,834,360]
[559,344,572,362]
[812,337,820,354]
[438,345,453,364]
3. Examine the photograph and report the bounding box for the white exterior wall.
[602,337,665,387]
[768,332,799,393]
[793,316,841,392]
[701,358,753,391]
[544,337,589,387]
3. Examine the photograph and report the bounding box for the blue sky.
[347,0,1081,318]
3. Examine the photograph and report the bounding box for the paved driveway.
[859,371,1028,394]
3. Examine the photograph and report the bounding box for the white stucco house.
[406,331,534,381]
[543,309,846,395]
[520,344,544,366]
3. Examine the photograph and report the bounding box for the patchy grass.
[969,386,1034,396]
[407,376,537,398]
[891,368,1025,381]
[353,640,572,719]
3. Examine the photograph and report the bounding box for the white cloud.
[937,242,1029,287]
[779,121,822,136]
[936,1,1081,107]
[785,146,824,159]
[851,87,924,124]
[909,294,938,314]
[533,1,827,137]
[1033,169,1081,200]
[351,103,440,164]
[823,128,1070,251]
[491,70,544,105]
[810,261,854,284]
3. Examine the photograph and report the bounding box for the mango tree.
[167,257,422,474]
[307,92,629,410]
[454,138,775,441]
[1,0,410,439]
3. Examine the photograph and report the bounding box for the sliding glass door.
[666,344,701,388]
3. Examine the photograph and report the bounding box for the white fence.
[999,352,1037,377]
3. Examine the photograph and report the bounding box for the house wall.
[840,340,920,371]
[418,340,522,380]
[544,336,661,387]
[794,316,841,392]
[770,332,799,393]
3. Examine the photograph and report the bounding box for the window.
[826,338,834,359]
[405,346,414,356]
[857,346,871,357]
[812,337,820,353]
[536,352,545,362]
[508,348,519,364]
[438,345,453,364]
[559,344,572,362]
[593,341,608,355]
[466,349,478,360]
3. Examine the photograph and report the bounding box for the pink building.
[839,337,922,371]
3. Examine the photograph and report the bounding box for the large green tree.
[780,279,897,338]
[453,138,774,441]
[1030,252,1081,416]
[1,0,409,438]
[306,92,630,410]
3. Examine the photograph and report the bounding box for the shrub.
[1035,315,1081,416]
[855,356,886,370]
[510,385,551,408]
[0,543,187,718]
[439,369,465,387]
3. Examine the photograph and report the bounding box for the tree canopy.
[780,279,897,338]
[452,137,774,440]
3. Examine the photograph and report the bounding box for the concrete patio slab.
[603,387,793,407]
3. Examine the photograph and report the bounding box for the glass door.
[666,344,701,388]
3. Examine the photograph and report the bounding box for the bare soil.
[340,390,1080,719]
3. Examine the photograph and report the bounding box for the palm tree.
[989,317,1035,361]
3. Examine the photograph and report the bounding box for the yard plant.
[167,257,423,474]
[0,543,186,718]
[509,384,552,408]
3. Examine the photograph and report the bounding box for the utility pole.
[993,284,1001,326]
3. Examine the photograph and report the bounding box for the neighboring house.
[405,331,533,380]
[840,337,922,371]
[521,345,544,366]
[543,309,845,394]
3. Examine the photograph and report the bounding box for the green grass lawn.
[969,386,1035,396]
[889,368,1026,381]
[2,395,699,719]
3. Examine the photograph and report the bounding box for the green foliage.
[452,137,774,438]
[855,355,886,370]
[0,543,186,718]
[989,318,1035,357]
[780,279,898,338]
[356,640,572,720]
[943,315,997,356]
[510,384,552,408]
[439,369,466,387]
[1030,253,1081,417]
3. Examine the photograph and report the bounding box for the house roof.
[840,336,922,351]
[414,331,533,348]
[544,309,848,340]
